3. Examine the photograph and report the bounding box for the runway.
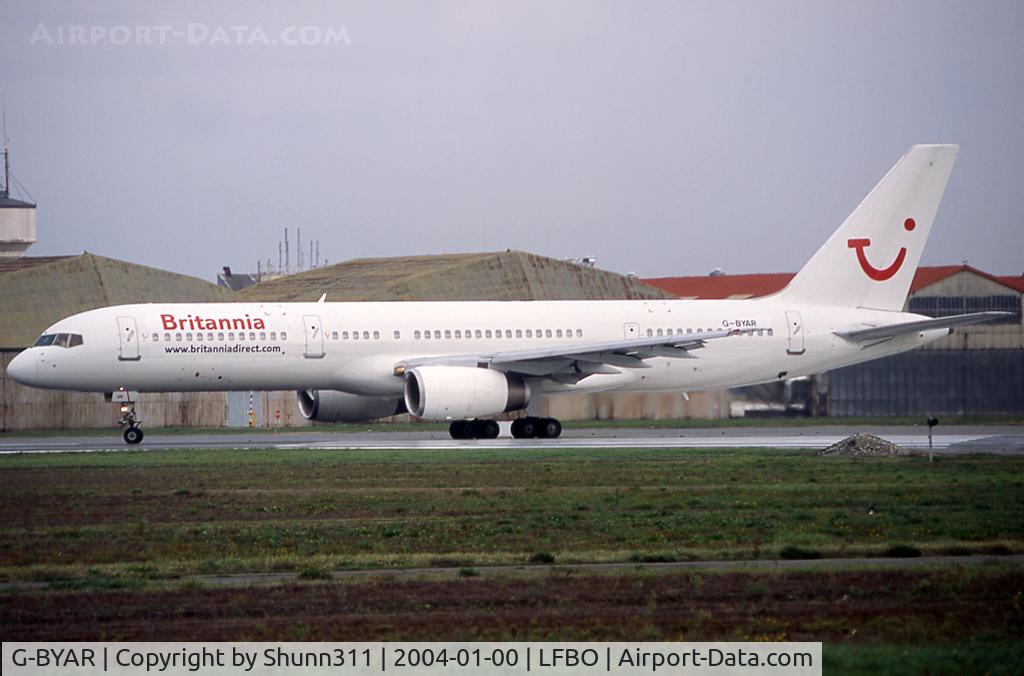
[1,424,1022,454]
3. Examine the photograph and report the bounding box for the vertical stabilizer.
[780,144,958,310]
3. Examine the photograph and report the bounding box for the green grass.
[0,446,1020,581]
[824,643,1024,675]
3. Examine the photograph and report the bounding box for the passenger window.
[228,332,235,341]
[545,329,552,338]
[352,331,359,340]
[176,333,182,341]
[515,329,522,338]
[249,332,256,340]
[475,330,482,339]
[186,333,193,341]
[343,331,349,339]
[281,332,288,340]
[332,331,338,340]
[69,334,84,347]
[768,328,774,336]
[556,329,563,338]
[207,332,214,341]
[151,333,159,342]
[454,330,462,339]
[646,328,653,337]
[164,333,171,341]
[259,332,266,340]
[362,331,369,340]
[485,330,492,338]
[414,330,421,339]
[393,330,400,340]
[270,332,277,340]
[238,332,244,341]
[505,330,513,338]
[197,332,204,342]
[442,330,450,339]
[526,329,533,338]
[372,331,379,340]
[464,328,471,338]
[434,330,441,339]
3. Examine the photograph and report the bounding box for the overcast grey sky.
[1,1,1022,282]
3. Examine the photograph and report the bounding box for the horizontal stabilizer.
[834,311,1011,342]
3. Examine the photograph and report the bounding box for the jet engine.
[403,366,530,421]
[297,389,406,423]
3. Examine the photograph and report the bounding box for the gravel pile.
[818,433,911,456]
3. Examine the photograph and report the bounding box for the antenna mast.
[1,96,8,199]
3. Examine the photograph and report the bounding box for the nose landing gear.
[107,390,144,444]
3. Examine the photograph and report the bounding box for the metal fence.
[828,349,1024,416]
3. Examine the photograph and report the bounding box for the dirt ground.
[3,567,1021,643]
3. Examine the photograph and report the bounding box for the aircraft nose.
[6,350,38,385]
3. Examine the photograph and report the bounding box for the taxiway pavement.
[1,424,1021,454]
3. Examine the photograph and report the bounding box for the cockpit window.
[33,333,84,348]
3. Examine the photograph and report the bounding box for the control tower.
[0,141,36,258]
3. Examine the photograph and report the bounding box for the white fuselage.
[9,298,945,398]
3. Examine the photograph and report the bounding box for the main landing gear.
[511,416,562,439]
[448,417,563,439]
[449,419,500,439]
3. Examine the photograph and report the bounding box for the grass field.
[1,445,1021,672]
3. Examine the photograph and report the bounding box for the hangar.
[643,265,1024,416]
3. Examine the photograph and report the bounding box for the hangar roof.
[642,265,1023,300]
[239,250,676,303]
[0,253,232,348]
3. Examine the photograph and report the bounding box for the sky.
[1,1,1022,283]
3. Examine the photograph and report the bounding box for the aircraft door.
[785,311,805,355]
[303,314,325,359]
[116,316,141,361]
[623,322,640,339]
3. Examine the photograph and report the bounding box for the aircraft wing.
[395,328,744,378]
[834,311,1011,342]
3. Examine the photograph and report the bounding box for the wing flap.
[395,328,741,376]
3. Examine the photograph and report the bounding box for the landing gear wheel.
[511,417,537,439]
[123,426,144,445]
[539,418,562,439]
[449,421,470,439]
[480,420,500,439]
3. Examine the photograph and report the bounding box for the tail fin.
[780,144,958,310]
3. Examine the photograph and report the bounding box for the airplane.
[6,144,1008,444]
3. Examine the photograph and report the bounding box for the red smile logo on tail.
[847,218,916,281]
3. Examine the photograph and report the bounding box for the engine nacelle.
[404,366,530,421]
[297,389,406,423]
